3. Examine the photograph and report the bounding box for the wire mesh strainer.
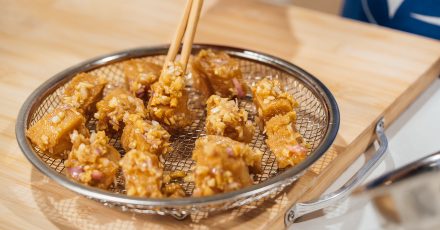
[16,44,339,219]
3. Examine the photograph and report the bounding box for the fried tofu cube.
[121,114,172,159]
[26,106,89,159]
[192,138,261,197]
[191,49,249,101]
[251,79,299,130]
[192,135,263,197]
[120,149,163,198]
[265,112,308,168]
[124,59,162,101]
[148,88,193,134]
[148,61,193,134]
[205,95,255,143]
[95,88,147,134]
[65,131,120,190]
[195,135,263,174]
[62,73,107,120]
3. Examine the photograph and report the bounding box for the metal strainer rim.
[15,44,339,207]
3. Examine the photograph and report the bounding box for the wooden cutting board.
[1,0,440,229]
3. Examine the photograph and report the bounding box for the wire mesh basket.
[16,44,339,219]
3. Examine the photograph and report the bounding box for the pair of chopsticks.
[165,0,204,73]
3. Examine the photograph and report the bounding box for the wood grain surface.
[1,0,440,229]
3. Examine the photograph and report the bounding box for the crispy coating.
[26,106,89,159]
[205,95,255,143]
[150,61,185,108]
[65,131,120,190]
[124,59,161,101]
[251,78,298,130]
[148,61,193,134]
[120,149,163,197]
[192,135,263,197]
[191,49,249,100]
[195,135,263,174]
[121,114,172,159]
[95,88,147,134]
[265,112,309,168]
[62,73,107,120]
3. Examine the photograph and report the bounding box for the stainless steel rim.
[16,44,340,208]
[355,151,440,197]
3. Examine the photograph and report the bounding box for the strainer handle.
[284,118,388,227]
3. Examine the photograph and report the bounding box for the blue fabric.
[342,0,440,40]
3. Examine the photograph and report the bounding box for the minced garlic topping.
[65,130,120,189]
[150,61,185,108]
[252,78,298,108]
[96,90,147,131]
[62,75,107,111]
[206,95,250,137]
[122,113,172,156]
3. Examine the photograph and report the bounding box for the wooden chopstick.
[164,0,203,73]
[179,0,203,73]
[165,0,194,64]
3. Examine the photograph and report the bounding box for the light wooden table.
[1,0,440,229]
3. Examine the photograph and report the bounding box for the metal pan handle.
[285,118,388,227]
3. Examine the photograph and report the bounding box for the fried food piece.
[191,145,254,198]
[95,88,147,134]
[195,135,263,174]
[121,114,172,159]
[251,78,299,130]
[124,59,161,101]
[163,183,186,198]
[265,112,309,168]
[148,61,193,134]
[120,149,163,197]
[191,49,249,100]
[148,87,193,135]
[65,131,120,190]
[26,106,89,159]
[192,140,259,197]
[205,95,255,143]
[62,73,107,120]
